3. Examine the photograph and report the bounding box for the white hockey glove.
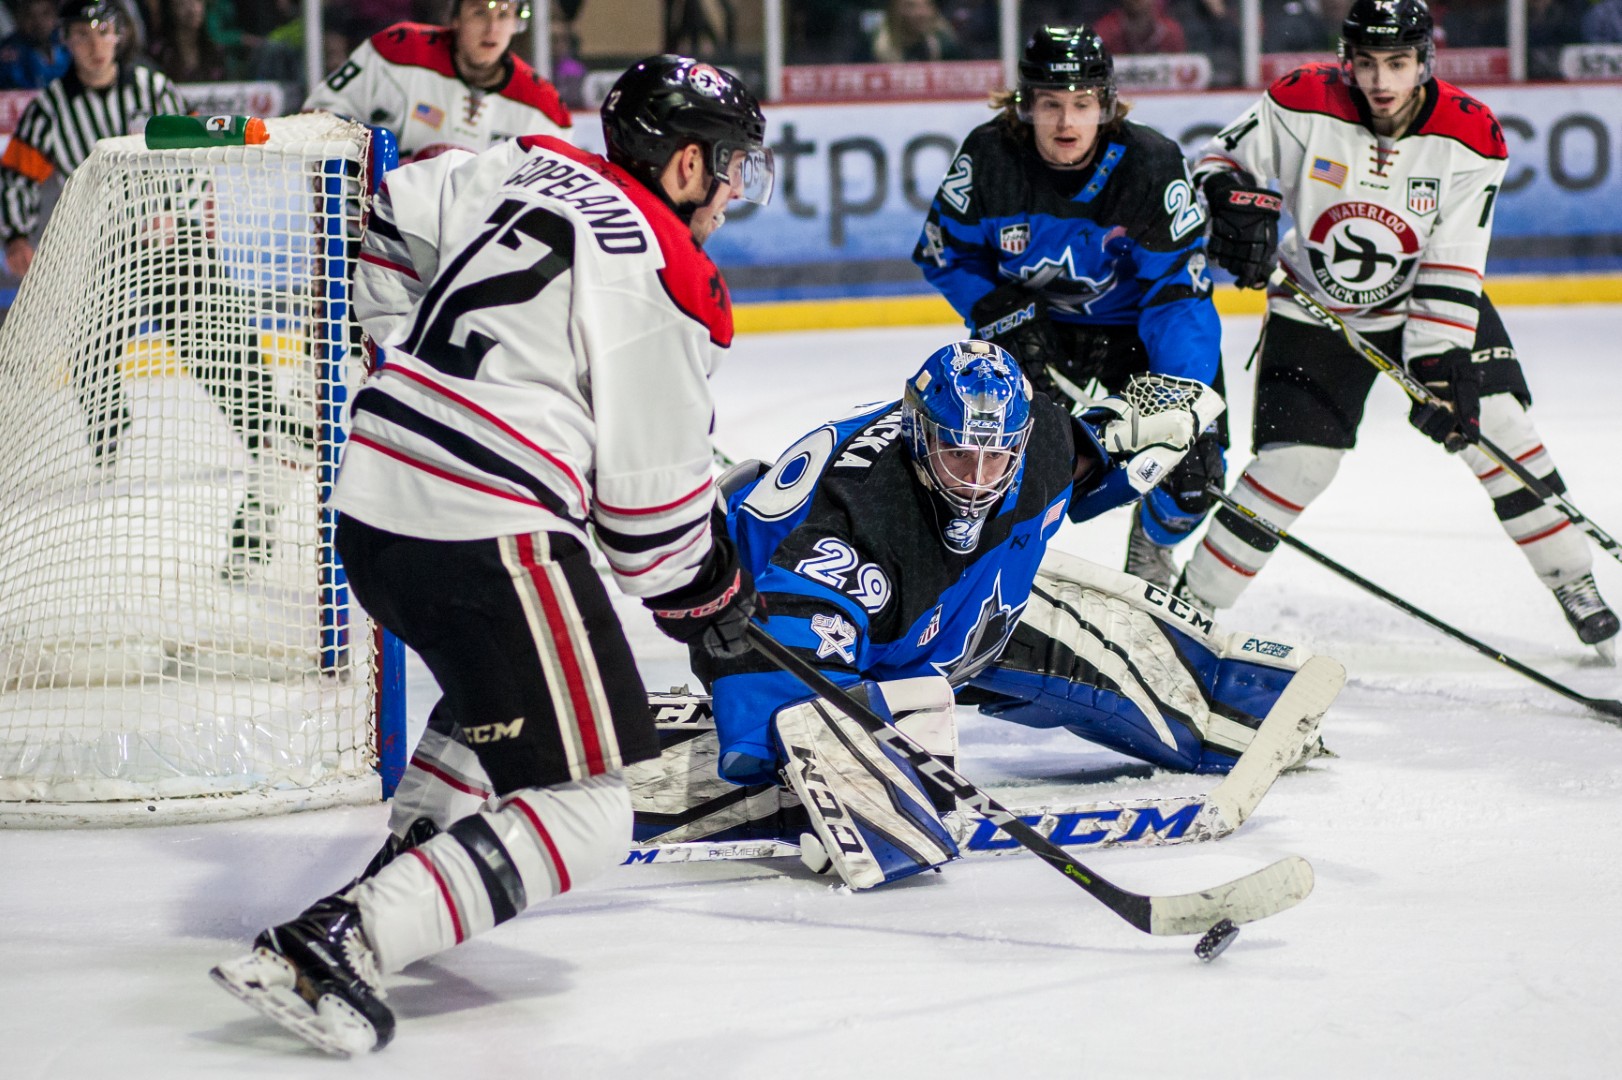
[1083,376,1226,494]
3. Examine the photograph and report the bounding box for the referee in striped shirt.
[1,2,183,278]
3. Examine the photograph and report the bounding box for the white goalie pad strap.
[874,676,958,759]
[775,697,955,890]
[353,774,631,974]
[385,725,496,838]
[1027,551,1314,755]
[624,720,786,844]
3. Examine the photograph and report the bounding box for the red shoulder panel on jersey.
[519,137,734,347]
[1267,63,1359,122]
[369,22,456,80]
[1418,79,1507,159]
[502,56,573,129]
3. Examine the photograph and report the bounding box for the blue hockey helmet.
[902,340,1033,549]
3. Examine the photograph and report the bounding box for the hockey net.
[0,113,394,825]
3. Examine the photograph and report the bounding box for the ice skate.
[1553,573,1618,664]
[1173,569,1217,618]
[359,816,442,881]
[1124,506,1177,590]
[210,896,394,1057]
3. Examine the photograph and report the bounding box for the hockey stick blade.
[626,655,1343,866]
[742,622,1319,937]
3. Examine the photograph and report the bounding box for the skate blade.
[210,949,378,1058]
[1595,637,1617,667]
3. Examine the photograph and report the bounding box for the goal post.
[0,113,406,826]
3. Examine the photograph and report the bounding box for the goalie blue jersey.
[698,396,1129,783]
[913,118,1221,385]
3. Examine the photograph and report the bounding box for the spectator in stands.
[1583,0,1622,41]
[1527,0,1584,77]
[1439,0,1505,45]
[149,0,226,83]
[1262,0,1331,51]
[0,0,71,89]
[549,18,586,108]
[1169,0,1239,83]
[855,0,965,62]
[1095,0,1186,54]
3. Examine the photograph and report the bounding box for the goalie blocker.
[628,550,1327,856]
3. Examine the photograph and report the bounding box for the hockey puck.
[1194,918,1239,962]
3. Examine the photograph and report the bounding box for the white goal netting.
[0,113,389,825]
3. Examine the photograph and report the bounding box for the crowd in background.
[0,0,1616,101]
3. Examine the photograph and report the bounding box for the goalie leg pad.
[350,773,630,973]
[1460,394,1591,588]
[774,688,958,890]
[1182,443,1343,610]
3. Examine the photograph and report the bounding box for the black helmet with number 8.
[1015,25,1116,123]
[1339,0,1436,82]
[602,55,773,216]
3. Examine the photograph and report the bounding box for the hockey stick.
[626,660,1335,864]
[1269,266,1622,568]
[1206,487,1622,723]
[742,620,1326,937]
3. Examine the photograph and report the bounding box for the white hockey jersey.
[304,22,572,162]
[335,136,734,600]
[1195,63,1508,360]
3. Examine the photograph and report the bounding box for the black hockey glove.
[969,282,1065,377]
[645,533,760,660]
[1407,347,1482,451]
[1202,172,1281,290]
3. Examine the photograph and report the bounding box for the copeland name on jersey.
[703,395,1087,773]
[1196,62,1507,360]
[306,22,572,159]
[335,136,731,600]
[914,118,1219,385]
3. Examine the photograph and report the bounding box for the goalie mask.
[902,340,1033,554]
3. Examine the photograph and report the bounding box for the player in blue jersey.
[914,25,1225,593]
[658,341,1328,891]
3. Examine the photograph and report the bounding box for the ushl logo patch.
[811,613,857,663]
[1407,178,1439,215]
[999,224,1029,255]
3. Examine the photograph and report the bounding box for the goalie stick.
[1271,265,1622,569]
[741,621,1338,937]
[624,656,1334,865]
[1206,486,1622,723]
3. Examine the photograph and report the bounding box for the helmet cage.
[902,342,1033,520]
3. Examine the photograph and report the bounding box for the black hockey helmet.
[1339,0,1435,82]
[602,55,773,215]
[445,0,532,30]
[1015,25,1116,123]
[58,0,119,26]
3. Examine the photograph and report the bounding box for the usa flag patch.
[1043,498,1065,531]
[413,102,445,129]
[1310,158,1347,187]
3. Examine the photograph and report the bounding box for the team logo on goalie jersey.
[811,612,857,663]
[1407,178,1439,215]
[999,224,1029,255]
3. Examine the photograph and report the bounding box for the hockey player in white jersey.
[304,1,572,161]
[210,56,773,1056]
[1179,0,1618,658]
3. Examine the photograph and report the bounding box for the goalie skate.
[210,897,394,1057]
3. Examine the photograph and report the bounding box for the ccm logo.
[465,717,524,743]
[1227,190,1282,212]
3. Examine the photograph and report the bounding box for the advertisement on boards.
[659,83,1622,303]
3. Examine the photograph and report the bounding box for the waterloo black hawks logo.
[1307,201,1419,307]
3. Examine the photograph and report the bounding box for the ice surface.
[3,307,1619,1078]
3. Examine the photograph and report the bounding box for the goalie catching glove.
[1406,347,1481,450]
[1081,375,1226,494]
[1202,172,1281,290]
[645,532,759,660]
